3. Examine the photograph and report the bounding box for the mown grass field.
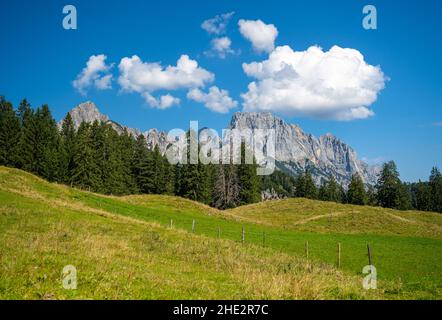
[0,166,441,299]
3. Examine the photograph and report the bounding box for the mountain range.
[59,101,380,186]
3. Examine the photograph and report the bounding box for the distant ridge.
[60,101,380,186]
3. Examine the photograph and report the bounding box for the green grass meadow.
[1,166,441,299]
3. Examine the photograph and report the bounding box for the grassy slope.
[0,166,441,299]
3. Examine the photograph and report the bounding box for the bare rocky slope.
[59,101,379,186]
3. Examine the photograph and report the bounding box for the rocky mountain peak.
[67,101,109,128]
[60,103,380,186]
[229,111,380,186]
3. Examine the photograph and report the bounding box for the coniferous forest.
[1,97,442,212]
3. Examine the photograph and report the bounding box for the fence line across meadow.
[155,216,375,269]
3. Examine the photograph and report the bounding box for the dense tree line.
[261,158,442,213]
[0,97,261,209]
[1,97,441,213]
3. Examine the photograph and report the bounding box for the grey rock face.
[61,102,380,186]
[229,112,380,186]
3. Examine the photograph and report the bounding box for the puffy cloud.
[238,19,278,53]
[73,54,113,95]
[94,74,112,90]
[118,54,214,93]
[187,86,238,113]
[210,37,234,58]
[118,54,214,108]
[143,93,180,109]
[241,45,387,120]
[201,12,235,35]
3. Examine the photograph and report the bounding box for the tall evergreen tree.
[118,129,138,194]
[295,170,317,199]
[0,97,21,167]
[429,167,442,213]
[237,143,261,205]
[213,164,240,209]
[347,174,366,205]
[319,176,341,202]
[179,131,205,201]
[60,113,76,183]
[71,122,102,191]
[376,161,405,209]
[366,184,378,206]
[132,134,155,194]
[17,99,37,171]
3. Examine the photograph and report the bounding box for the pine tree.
[99,124,128,195]
[397,182,412,210]
[17,99,37,171]
[237,143,261,205]
[319,176,341,202]
[376,161,405,209]
[179,131,203,201]
[0,97,21,167]
[261,170,296,197]
[133,134,155,193]
[429,167,442,213]
[32,105,61,181]
[213,164,240,209]
[60,113,76,183]
[295,170,317,199]
[118,129,138,194]
[347,174,366,205]
[71,122,102,191]
[340,184,348,204]
[366,184,378,206]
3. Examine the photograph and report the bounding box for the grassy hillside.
[226,198,442,239]
[0,166,441,299]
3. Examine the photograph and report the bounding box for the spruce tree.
[179,131,201,201]
[34,105,62,181]
[319,176,341,202]
[0,97,21,167]
[213,164,240,209]
[376,161,404,209]
[237,143,261,205]
[99,124,127,195]
[347,174,366,205]
[60,113,76,183]
[133,134,155,194]
[429,167,442,213]
[295,170,317,199]
[71,122,102,191]
[17,99,37,171]
[118,129,138,194]
[366,184,378,206]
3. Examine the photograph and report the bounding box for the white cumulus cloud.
[241,45,387,120]
[118,54,214,108]
[73,54,113,95]
[143,93,180,110]
[238,19,278,53]
[201,12,235,35]
[187,86,238,113]
[210,37,234,58]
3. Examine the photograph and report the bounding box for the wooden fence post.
[170,219,173,228]
[242,226,245,244]
[305,241,309,259]
[218,227,221,239]
[367,244,372,265]
[337,243,341,268]
[192,219,195,233]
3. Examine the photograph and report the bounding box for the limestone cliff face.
[229,112,379,186]
[61,102,379,186]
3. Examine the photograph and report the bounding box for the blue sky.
[1,0,441,181]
